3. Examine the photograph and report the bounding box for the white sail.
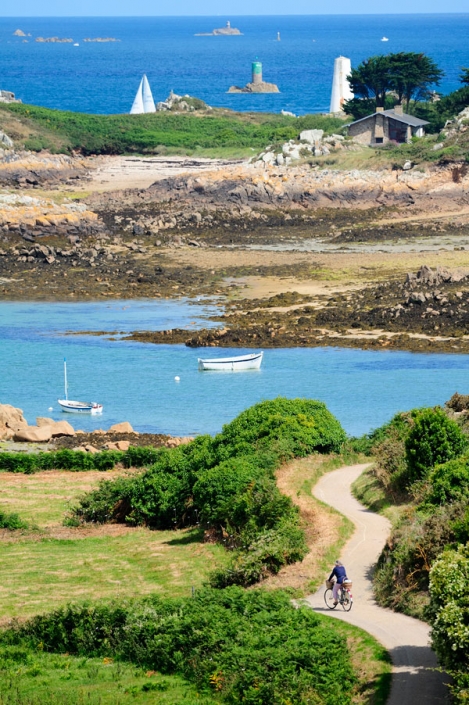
[130,78,144,114]
[142,74,156,113]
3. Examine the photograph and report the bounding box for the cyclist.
[328,560,348,605]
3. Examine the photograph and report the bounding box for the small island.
[83,37,121,42]
[195,20,242,36]
[35,37,74,43]
[228,61,280,94]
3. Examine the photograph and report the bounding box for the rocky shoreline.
[1,148,469,354]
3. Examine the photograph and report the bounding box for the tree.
[388,53,443,111]
[347,55,393,108]
[346,52,443,113]
[460,67,469,85]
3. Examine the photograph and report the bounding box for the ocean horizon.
[1,14,468,115]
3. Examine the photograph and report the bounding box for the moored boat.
[58,358,103,414]
[198,351,263,371]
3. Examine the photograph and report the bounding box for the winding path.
[303,464,449,704]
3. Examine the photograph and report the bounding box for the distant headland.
[195,20,242,36]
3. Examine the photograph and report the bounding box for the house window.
[375,137,384,144]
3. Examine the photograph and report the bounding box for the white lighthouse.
[330,56,353,113]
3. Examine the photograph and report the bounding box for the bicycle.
[324,579,353,612]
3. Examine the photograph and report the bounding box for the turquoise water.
[1,300,469,437]
[0,15,468,114]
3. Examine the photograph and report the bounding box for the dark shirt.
[329,565,347,584]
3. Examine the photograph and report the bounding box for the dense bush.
[428,545,469,703]
[5,588,357,705]
[424,455,469,506]
[374,502,465,618]
[0,447,170,474]
[405,407,467,485]
[73,398,345,585]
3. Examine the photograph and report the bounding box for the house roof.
[347,109,429,128]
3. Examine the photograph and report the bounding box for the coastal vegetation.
[0,400,392,705]
[352,397,469,702]
[70,398,346,587]
[0,103,343,156]
[0,587,391,705]
[347,52,443,111]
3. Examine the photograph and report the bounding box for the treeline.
[344,53,469,132]
[354,396,469,702]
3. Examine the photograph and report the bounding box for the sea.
[1,300,469,437]
[0,14,468,115]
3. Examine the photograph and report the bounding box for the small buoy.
[174,376,180,382]
[48,407,53,411]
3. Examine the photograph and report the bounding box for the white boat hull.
[58,399,103,414]
[198,352,263,372]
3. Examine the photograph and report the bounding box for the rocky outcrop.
[195,22,242,36]
[0,132,14,148]
[0,151,90,189]
[405,264,468,288]
[109,421,134,433]
[13,425,52,443]
[228,81,279,94]
[0,404,27,439]
[156,91,209,113]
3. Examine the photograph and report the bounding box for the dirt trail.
[304,463,449,704]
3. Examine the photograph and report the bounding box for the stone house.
[347,106,429,146]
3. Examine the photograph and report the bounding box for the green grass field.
[0,469,227,620]
[0,102,344,156]
[0,645,219,705]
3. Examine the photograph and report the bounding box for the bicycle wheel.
[341,589,353,612]
[324,589,337,609]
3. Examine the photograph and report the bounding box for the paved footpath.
[303,464,449,704]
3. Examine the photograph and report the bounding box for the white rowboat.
[198,351,263,371]
[58,358,103,414]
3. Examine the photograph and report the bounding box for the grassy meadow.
[0,469,227,621]
[0,103,344,156]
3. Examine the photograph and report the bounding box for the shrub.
[72,398,345,586]
[0,508,28,530]
[5,588,357,705]
[425,455,469,506]
[404,407,467,486]
[428,545,469,702]
[374,502,465,618]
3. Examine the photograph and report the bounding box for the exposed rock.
[115,440,130,451]
[50,420,76,437]
[228,81,280,94]
[84,444,99,453]
[195,21,243,36]
[109,421,134,433]
[0,403,28,439]
[14,425,52,442]
[300,129,324,145]
[13,29,27,36]
[0,132,14,149]
[36,417,54,427]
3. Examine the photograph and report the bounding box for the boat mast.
[64,357,68,401]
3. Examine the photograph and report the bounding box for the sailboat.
[130,74,156,114]
[58,358,103,414]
